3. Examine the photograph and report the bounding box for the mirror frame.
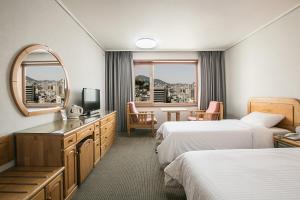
[10,44,70,116]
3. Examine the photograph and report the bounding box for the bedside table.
[273,135,300,148]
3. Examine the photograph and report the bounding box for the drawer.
[94,139,100,164]
[77,125,94,142]
[63,134,77,149]
[100,122,114,135]
[101,132,114,146]
[100,113,116,126]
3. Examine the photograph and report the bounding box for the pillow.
[241,112,285,128]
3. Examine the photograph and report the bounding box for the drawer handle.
[68,139,73,143]
[105,136,108,139]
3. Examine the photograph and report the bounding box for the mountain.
[135,75,149,82]
[154,78,168,85]
[135,75,169,85]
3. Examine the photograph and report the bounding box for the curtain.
[199,51,226,114]
[105,51,133,132]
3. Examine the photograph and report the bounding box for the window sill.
[135,102,198,107]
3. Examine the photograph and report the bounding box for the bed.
[156,98,300,166]
[164,148,300,200]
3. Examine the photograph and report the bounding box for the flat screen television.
[82,88,100,115]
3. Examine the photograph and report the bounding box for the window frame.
[133,60,199,107]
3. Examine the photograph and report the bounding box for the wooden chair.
[188,101,224,121]
[127,102,157,136]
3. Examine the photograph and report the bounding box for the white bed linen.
[156,120,273,165]
[165,148,300,200]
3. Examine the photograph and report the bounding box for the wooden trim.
[0,135,14,166]
[135,102,197,107]
[134,59,198,65]
[10,44,70,116]
[133,60,199,105]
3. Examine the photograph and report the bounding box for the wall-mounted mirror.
[11,44,70,116]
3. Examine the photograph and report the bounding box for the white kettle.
[68,105,83,119]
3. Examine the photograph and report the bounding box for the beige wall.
[225,7,300,119]
[133,52,199,128]
[0,0,105,170]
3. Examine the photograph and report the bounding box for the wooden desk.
[161,107,187,121]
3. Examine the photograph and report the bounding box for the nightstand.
[273,135,300,148]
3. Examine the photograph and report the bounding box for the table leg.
[167,112,171,121]
[176,112,180,121]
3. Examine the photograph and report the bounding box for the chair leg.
[128,127,131,137]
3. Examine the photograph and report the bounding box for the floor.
[73,131,186,200]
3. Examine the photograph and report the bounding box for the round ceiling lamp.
[135,38,157,49]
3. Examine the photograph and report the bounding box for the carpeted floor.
[73,131,186,200]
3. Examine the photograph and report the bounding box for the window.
[134,61,198,105]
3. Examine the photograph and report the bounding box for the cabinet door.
[63,145,77,197]
[46,174,63,200]
[78,139,94,184]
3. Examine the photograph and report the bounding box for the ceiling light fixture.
[136,38,157,49]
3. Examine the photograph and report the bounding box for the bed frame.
[248,97,300,131]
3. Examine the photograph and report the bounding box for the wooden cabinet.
[100,112,116,158]
[0,167,64,200]
[46,174,64,200]
[14,111,116,200]
[63,145,77,198]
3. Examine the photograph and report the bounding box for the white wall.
[225,7,300,119]
[0,0,105,170]
[133,51,199,128]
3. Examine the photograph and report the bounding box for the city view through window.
[134,62,197,104]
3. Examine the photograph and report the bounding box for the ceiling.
[61,0,300,51]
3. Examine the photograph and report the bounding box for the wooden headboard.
[248,97,300,131]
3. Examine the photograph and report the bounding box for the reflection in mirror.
[11,44,70,116]
[23,65,67,108]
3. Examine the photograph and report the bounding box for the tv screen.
[82,88,100,114]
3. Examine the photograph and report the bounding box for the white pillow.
[241,112,285,128]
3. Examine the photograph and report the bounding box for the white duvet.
[156,120,273,165]
[165,148,300,200]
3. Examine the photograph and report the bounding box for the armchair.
[188,101,224,121]
[127,102,157,136]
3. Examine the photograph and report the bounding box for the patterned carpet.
[73,131,186,200]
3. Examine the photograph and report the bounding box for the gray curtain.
[199,51,226,113]
[105,51,133,132]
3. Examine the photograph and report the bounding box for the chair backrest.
[206,101,220,113]
[205,101,224,120]
[127,102,139,122]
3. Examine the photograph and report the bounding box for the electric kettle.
[67,105,83,119]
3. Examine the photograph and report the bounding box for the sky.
[26,66,66,81]
[135,63,196,84]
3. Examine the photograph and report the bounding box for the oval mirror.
[11,44,70,116]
